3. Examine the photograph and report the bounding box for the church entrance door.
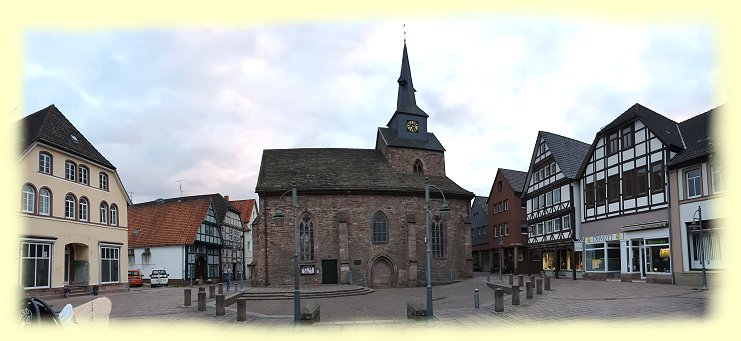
[321,259,338,284]
[370,258,392,288]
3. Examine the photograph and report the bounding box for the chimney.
[224,195,230,202]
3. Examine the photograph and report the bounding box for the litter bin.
[92,285,99,296]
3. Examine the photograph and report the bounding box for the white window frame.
[20,241,52,288]
[39,153,51,174]
[22,185,35,213]
[100,203,108,224]
[65,161,76,181]
[65,194,76,219]
[100,245,120,284]
[99,172,108,191]
[686,168,702,199]
[110,205,118,226]
[79,166,89,185]
[79,198,88,221]
[39,188,50,216]
[562,214,570,230]
[711,164,724,194]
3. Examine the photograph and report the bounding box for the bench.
[301,303,320,323]
[406,301,426,319]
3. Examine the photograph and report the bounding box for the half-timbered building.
[577,103,685,283]
[522,131,590,278]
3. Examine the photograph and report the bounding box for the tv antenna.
[175,179,185,196]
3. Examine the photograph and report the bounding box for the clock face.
[406,120,419,133]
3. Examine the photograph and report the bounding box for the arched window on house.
[100,202,109,224]
[65,194,76,219]
[299,213,315,262]
[431,215,447,258]
[78,165,89,185]
[79,197,89,221]
[22,184,36,213]
[110,204,118,226]
[371,211,388,244]
[39,188,51,216]
[413,159,424,174]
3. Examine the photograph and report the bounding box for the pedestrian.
[225,268,232,292]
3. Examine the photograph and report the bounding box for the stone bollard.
[215,294,225,316]
[218,283,224,295]
[237,298,247,321]
[209,285,216,298]
[530,275,535,284]
[536,278,543,294]
[526,282,534,299]
[474,289,480,309]
[545,276,551,291]
[487,275,490,283]
[494,288,504,312]
[517,275,524,286]
[511,285,520,305]
[198,287,206,311]
[509,274,513,285]
[184,288,192,306]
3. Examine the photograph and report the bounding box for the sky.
[21,17,721,205]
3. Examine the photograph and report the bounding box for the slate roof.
[394,42,428,118]
[230,199,257,232]
[471,196,488,213]
[255,148,473,198]
[597,103,685,150]
[128,194,239,248]
[667,106,717,168]
[540,131,591,179]
[377,127,446,152]
[19,104,115,169]
[499,168,528,193]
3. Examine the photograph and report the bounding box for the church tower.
[376,42,446,175]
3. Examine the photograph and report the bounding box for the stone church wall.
[254,192,471,287]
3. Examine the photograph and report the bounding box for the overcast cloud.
[22,18,720,204]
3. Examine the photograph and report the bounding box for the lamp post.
[498,225,504,282]
[424,177,451,321]
[272,181,301,323]
[689,206,708,291]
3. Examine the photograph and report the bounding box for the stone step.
[238,287,374,300]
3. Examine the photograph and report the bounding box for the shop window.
[21,242,51,288]
[542,251,555,270]
[100,246,120,283]
[645,238,670,273]
[689,228,721,270]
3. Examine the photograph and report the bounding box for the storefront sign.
[645,238,669,245]
[585,233,621,243]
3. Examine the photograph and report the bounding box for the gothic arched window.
[413,159,423,174]
[371,211,388,244]
[431,216,447,258]
[299,213,315,262]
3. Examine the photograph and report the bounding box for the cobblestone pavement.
[42,272,710,329]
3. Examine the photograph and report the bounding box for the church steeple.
[395,42,428,118]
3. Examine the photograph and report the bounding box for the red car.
[128,269,143,287]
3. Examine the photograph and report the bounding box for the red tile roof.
[128,198,211,248]
[229,199,256,232]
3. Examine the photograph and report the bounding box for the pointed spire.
[395,42,428,117]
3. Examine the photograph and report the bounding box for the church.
[254,42,474,288]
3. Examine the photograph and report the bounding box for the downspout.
[263,195,269,286]
[666,153,676,285]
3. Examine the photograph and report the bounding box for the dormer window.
[413,159,423,174]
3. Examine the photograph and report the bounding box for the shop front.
[621,224,672,284]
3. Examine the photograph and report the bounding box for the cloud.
[22,19,717,202]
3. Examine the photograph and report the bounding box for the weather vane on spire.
[403,24,406,43]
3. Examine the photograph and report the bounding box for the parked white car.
[150,268,169,287]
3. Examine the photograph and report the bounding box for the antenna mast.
[175,179,185,196]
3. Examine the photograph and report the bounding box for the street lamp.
[498,225,504,282]
[424,177,451,321]
[688,206,708,291]
[272,181,301,323]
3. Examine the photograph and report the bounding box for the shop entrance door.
[630,240,646,279]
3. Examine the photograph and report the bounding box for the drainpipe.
[666,168,675,285]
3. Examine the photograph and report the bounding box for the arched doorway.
[64,245,75,285]
[370,258,392,288]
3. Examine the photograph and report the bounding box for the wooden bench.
[301,303,320,323]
